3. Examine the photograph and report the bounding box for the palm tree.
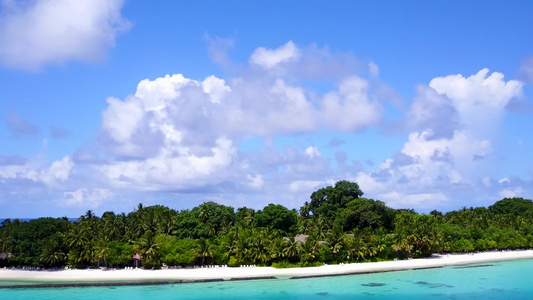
[248,229,270,264]
[372,230,389,258]
[195,238,214,266]
[392,233,410,256]
[77,243,95,265]
[326,225,346,259]
[269,237,285,262]
[67,223,94,265]
[282,237,301,262]
[0,235,15,254]
[95,236,111,268]
[347,229,367,261]
[298,218,311,235]
[40,247,65,267]
[220,219,234,236]
[135,230,161,260]
[300,236,318,263]
[84,210,95,221]
[103,214,124,241]
[204,221,216,238]
[40,238,66,267]
[312,217,329,241]
[68,225,90,250]
[136,203,144,213]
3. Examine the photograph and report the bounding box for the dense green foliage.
[1,182,532,269]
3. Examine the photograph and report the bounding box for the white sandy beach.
[1,250,533,283]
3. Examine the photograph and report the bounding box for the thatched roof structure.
[294,234,309,243]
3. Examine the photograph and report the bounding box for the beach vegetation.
[1,182,533,269]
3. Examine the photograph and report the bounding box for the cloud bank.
[0,41,529,215]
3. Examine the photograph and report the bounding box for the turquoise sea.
[2,259,533,299]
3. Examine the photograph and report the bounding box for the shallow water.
[1,259,533,299]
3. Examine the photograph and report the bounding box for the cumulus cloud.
[407,85,458,139]
[348,69,524,209]
[97,137,236,191]
[248,42,361,81]
[246,174,264,189]
[250,41,301,69]
[84,44,387,198]
[498,177,510,184]
[378,191,448,208]
[99,73,316,158]
[63,188,114,207]
[430,69,521,110]
[2,38,527,213]
[289,180,327,193]
[498,186,524,199]
[0,0,130,70]
[429,69,522,137]
[6,110,40,137]
[322,76,382,131]
[304,146,321,158]
[0,155,72,187]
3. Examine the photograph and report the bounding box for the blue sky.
[0,0,532,218]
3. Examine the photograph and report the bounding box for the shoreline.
[1,250,533,287]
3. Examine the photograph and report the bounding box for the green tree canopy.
[489,197,533,217]
[308,181,364,221]
[255,204,298,235]
[337,198,396,230]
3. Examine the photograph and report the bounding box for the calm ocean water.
[1,259,533,299]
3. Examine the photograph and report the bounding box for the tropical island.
[1,181,533,275]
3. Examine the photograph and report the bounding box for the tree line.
[1,180,533,269]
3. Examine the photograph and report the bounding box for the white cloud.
[247,174,264,189]
[429,69,522,138]
[98,137,236,190]
[498,186,524,199]
[102,96,146,144]
[289,180,325,193]
[202,75,231,104]
[0,0,130,70]
[378,191,448,208]
[322,76,382,131]
[135,73,196,109]
[41,156,73,186]
[350,69,523,209]
[498,177,510,184]
[250,41,301,69]
[0,156,72,187]
[401,130,490,162]
[430,69,522,111]
[2,38,527,214]
[304,146,321,158]
[63,188,113,207]
[354,172,384,194]
[407,85,458,139]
